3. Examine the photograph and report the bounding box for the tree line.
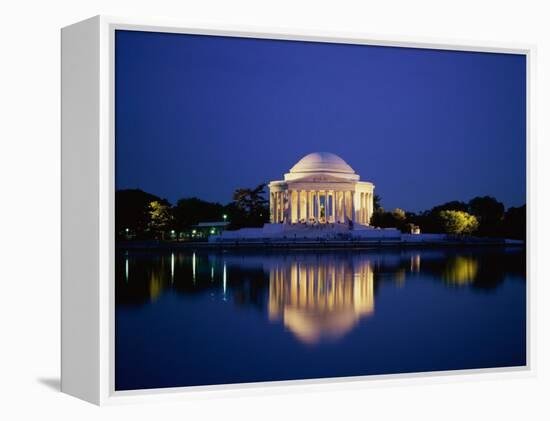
[115,184,269,240]
[116,186,525,241]
[371,195,526,240]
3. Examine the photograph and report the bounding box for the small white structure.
[268,152,375,225]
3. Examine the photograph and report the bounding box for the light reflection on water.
[116,247,526,390]
[268,258,375,344]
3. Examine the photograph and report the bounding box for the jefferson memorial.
[268,152,374,226]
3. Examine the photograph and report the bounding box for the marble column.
[296,190,301,223]
[310,191,313,221]
[332,191,336,223]
[287,190,292,224]
[342,191,347,222]
[365,193,368,223]
[351,191,356,223]
[280,192,284,223]
[316,191,320,222]
[363,192,367,223]
[325,190,330,223]
[312,191,315,221]
[367,193,370,223]
[357,192,363,223]
[274,192,277,223]
[269,192,273,223]
[305,191,310,222]
[331,191,336,223]
[276,192,280,224]
[337,191,341,223]
[277,192,281,224]
[362,192,366,224]
[310,191,314,221]
[338,191,342,223]
[363,192,367,224]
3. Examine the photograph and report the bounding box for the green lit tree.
[392,208,406,221]
[115,189,165,239]
[437,210,479,235]
[148,200,173,239]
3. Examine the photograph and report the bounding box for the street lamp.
[223,214,227,221]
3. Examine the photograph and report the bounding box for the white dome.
[289,152,355,175]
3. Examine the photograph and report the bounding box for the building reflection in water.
[268,258,375,344]
[117,249,513,340]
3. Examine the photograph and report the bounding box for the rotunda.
[268,152,375,225]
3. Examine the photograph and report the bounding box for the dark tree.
[373,194,382,211]
[115,189,169,239]
[501,205,526,240]
[173,197,225,231]
[431,200,469,213]
[371,207,408,231]
[369,194,407,231]
[229,183,269,229]
[468,196,505,236]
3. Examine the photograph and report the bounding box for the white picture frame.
[61,15,535,405]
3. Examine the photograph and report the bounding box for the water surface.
[115,247,526,391]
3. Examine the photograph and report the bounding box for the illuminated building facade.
[268,152,375,225]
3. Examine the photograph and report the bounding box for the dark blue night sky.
[115,30,526,212]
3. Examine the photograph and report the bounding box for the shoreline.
[116,238,524,251]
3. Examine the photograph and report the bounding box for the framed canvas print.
[61,16,533,405]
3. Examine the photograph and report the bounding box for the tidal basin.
[114,246,526,390]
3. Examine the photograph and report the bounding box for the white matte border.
[96,15,534,405]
